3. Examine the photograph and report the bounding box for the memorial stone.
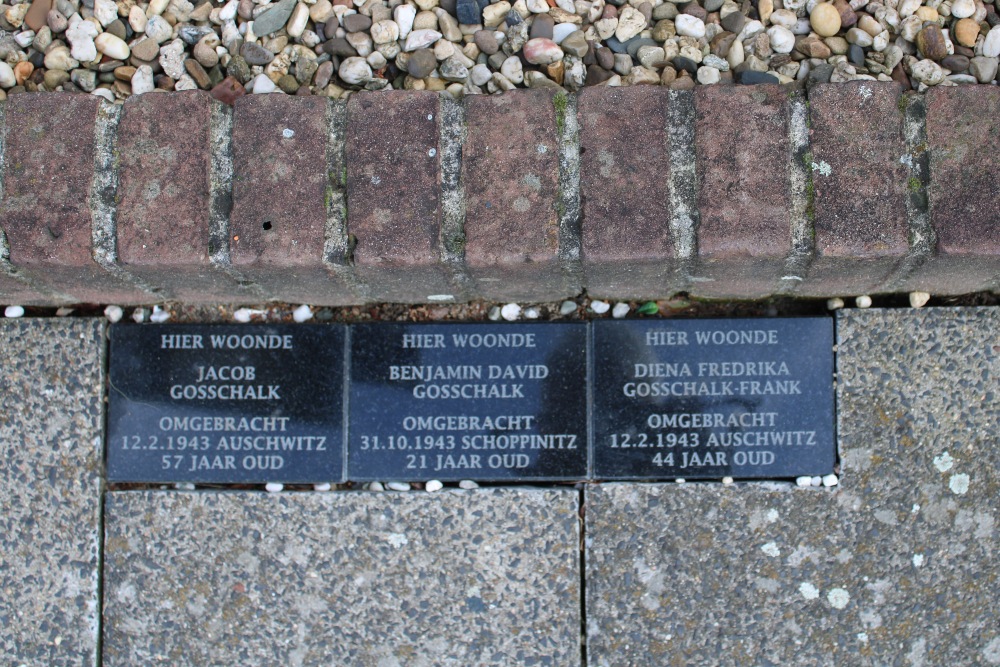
[107,324,346,483]
[349,323,589,481]
[592,318,835,479]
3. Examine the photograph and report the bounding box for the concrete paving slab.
[585,307,999,666]
[103,488,580,666]
[0,318,105,666]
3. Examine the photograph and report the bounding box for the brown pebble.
[131,37,160,61]
[24,0,51,32]
[13,61,34,85]
[670,71,695,89]
[546,59,565,85]
[585,64,613,85]
[114,65,137,81]
[711,32,736,57]
[637,1,653,22]
[113,80,131,97]
[832,0,856,27]
[659,65,677,85]
[681,3,706,21]
[473,29,498,55]
[210,75,246,104]
[601,4,616,19]
[531,14,554,40]
[941,54,970,72]
[277,73,299,93]
[954,18,980,47]
[916,24,948,61]
[891,62,911,89]
[155,74,176,91]
[595,45,614,69]
[185,58,212,89]
[106,18,126,39]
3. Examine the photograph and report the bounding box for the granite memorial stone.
[349,323,589,481]
[107,324,346,483]
[592,318,835,479]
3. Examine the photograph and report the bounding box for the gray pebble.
[240,41,275,66]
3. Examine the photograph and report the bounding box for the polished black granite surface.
[107,324,346,483]
[349,323,589,481]
[591,318,835,479]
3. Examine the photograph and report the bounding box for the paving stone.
[578,86,674,299]
[116,92,245,302]
[103,488,580,666]
[0,318,105,666]
[586,307,1000,666]
[346,91,453,302]
[693,84,792,298]
[464,90,573,301]
[803,82,910,296]
[230,95,359,305]
[0,270,51,305]
[906,86,1000,294]
[0,94,152,304]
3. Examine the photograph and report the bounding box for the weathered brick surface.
[230,95,358,305]
[0,266,50,305]
[905,87,1000,294]
[693,85,792,298]
[579,87,674,299]
[0,94,151,304]
[116,92,242,302]
[464,90,572,301]
[346,91,453,302]
[802,82,910,296]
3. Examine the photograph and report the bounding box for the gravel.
[0,0,995,103]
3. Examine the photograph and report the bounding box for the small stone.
[736,70,779,84]
[0,62,15,89]
[386,481,411,491]
[46,8,67,33]
[4,305,24,318]
[985,26,1000,58]
[149,306,170,323]
[343,13,373,32]
[44,45,79,71]
[251,72,277,93]
[561,30,589,57]
[954,19,980,48]
[848,43,864,65]
[438,55,467,81]
[908,291,930,308]
[675,14,705,39]
[697,65,721,83]
[531,14,555,39]
[130,38,160,62]
[474,29,498,54]
[796,476,812,486]
[614,6,646,41]
[265,482,284,493]
[158,39,186,78]
[970,56,999,83]
[314,483,332,492]
[395,4,416,38]
[95,32,129,59]
[66,18,99,62]
[909,58,946,85]
[131,64,155,94]
[371,19,400,43]
[611,302,630,318]
[339,56,372,84]
[951,0,975,19]
[425,480,444,492]
[144,15,173,43]
[241,41,275,66]
[590,300,610,314]
[916,24,948,61]
[470,63,491,85]
[559,300,577,315]
[767,25,794,53]
[822,473,839,487]
[720,10,746,34]
[941,54,970,72]
[456,0,479,24]
[104,305,123,323]
[809,2,841,37]
[482,1,510,28]
[13,61,34,86]
[407,48,438,76]
[25,0,52,31]
[826,297,844,311]
[524,37,564,64]
[368,481,385,491]
[254,0,297,36]
[501,303,522,321]
[71,69,97,92]
[500,55,523,82]
[856,295,872,308]
[458,480,479,489]
[404,28,442,50]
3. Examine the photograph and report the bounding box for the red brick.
[116,92,242,302]
[0,94,152,304]
[579,87,673,299]
[230,95,359,305]
[693,85,792,299]
[802,82,909,296]
[346,91,452,303]
[905,87,1000,294]
[464,90,571,301]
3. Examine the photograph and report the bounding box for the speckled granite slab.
[585,308,1000,666]
[102,488,580,666]
[0,319,105,666]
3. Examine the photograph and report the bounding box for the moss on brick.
[553,91,568,136]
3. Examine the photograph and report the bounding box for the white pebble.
[132,308,147,323]
[55,307,74,317]
[92,89,115,103]
[95,32,130,59]
[149,305,170,323]
[425,479,444,492]
[387,481,411,491]
[0,62,15,88]
[675,14,706,39]
[368,481,385,491]
[500,303,521,321]
[265,482,284,493]
[822,473,839,487]
[559,300,577,316]
[827,587,851,609]
[314,482,332,491]
[339,56,372,85]
[590,300,610,314]
[4,305,25,318]
[796,476,812,487]
[856,295,872,308]
[722,476,734,484]
[524,307,540,319]
[826,297,844,310]
[766,25,795,53]
[811,475,823,486]
[675,478,686,484]
[251,73,277,93]
[458,480,479,489]
[233,308,254,323]
[909,291,930,308]
[292,304,313,323]
[175,482,195,490]
[131,65,154,95]
[912,553,925,567]
[697,65,721,84]
[611,302,630,319]
[985,26,1000,58]
[104,305,124,323]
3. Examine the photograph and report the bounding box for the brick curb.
[1,83,997,306]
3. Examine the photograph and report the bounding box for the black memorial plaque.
[349,323,589,481]
[108,324,346,483]
[592,318,835,479]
